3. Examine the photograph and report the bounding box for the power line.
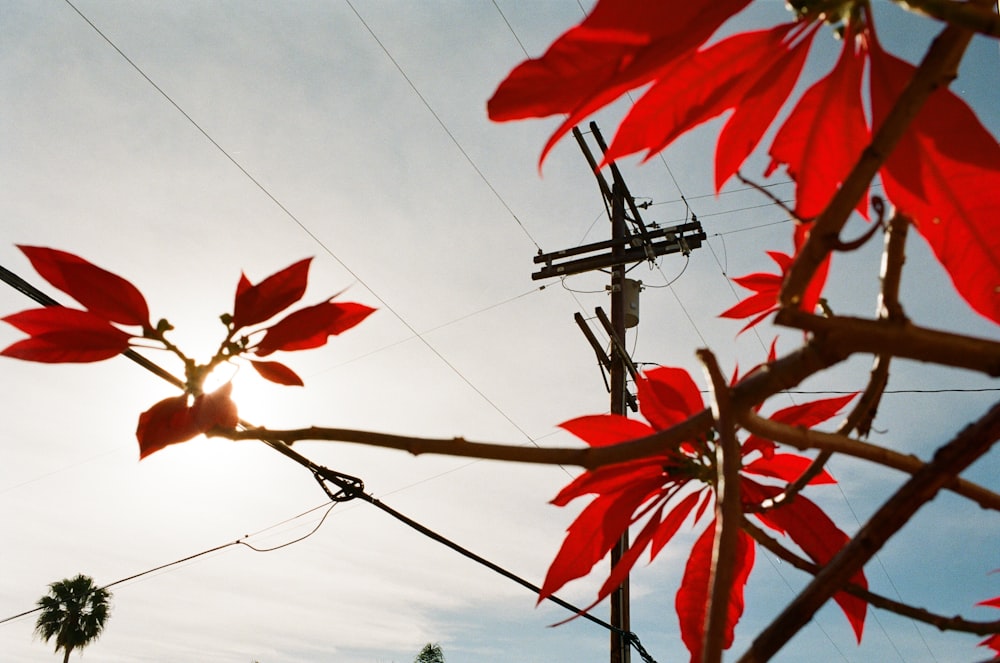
[0,267,660,663]
[60,0,553,471]
[0,502,338,627]
[345,0,543,253]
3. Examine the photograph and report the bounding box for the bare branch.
[738,407,1000,511]
[893,0,1000,38]
[765,212,911,507]
[698,350,743,663]
[781,20,977,308]
[776,309,1000,376]
[742,518,1000,636]
[738,400,1000,662]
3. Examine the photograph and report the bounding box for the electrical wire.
[0,265,661,663]
[60,0,561,477]
[345,0,543,254]
[0,502,338,627]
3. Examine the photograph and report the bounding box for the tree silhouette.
[34,575,111,663]
[414,642,445,663]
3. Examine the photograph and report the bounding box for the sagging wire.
[308,459,660,663]
[0,262,662,663]
[0,501,339,626]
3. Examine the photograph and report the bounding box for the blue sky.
[0,1,998,662]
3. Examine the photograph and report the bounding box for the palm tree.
[414,642,445,663]
[34,574,112,662]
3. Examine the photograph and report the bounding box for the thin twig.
[762,212,911,508]
[776,309,1000,376]
[742,517,1000,636]
[738,400,1000,662]
[735,172,803,221]
[698,350,743,663]
[892,0,1000,37]
[781,19,977,308]
[738,407,1000,511]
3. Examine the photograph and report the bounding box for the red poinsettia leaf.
[870,32,1000,324]
[978,632,1000,655]
[136,383,238,460]
[743,453,835,485]
[718,292,778,321]
[1,308,132,363]
[551,460,669,507]
[253,301,375,357]
[593,502,667,600]
[730,272,783,293]
[231,258,312,331]
[770,393,856,429]
[741,433,778,460]
[487,0,752,165]
[745,479,867,640]
[193,382,239,431]
[637,367,704,430]
[769,27,870,220]
[235,273,252,298]
[676,520,755,662]
[719,252,799,328]
[794,224,833,317]
[136,396,201,460]
[249,359,305,386]
[604,25,795,166]
[977,596,1000,610]
[715,22,818,191]
[18,246,150,328]
[649,489,703,559]
[559,414,656,447]
[539,482,661,602]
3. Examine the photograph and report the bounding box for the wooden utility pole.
[532,122,705,663]
[608,179,631,663]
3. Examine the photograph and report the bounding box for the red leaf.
[636,367,705,430]
[745,479,867,640]
[249,359,304,386]
[1,308,132,363]
[136,383,238,459]
[676,520,755,662]
[231,258,312,331]
[253,301,375,357]
[977,596,1000,610]
[604,25,797,165]
[715,22,818,191]
[979,633,1000,656]
[768,27,870,219]
[539,482,661,602]
[743,453,835,485]
[487,0,752,165]
[18,246,150,328]
[559,414,655,447]
[869,31,1000,324]
[649,490,702,559]
[771,393,856,429]
[551,459,668,507]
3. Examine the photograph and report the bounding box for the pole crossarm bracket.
[531,220,705,280]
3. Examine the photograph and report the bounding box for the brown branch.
[776,309,1000,376]
[735,172,803,221]
[699,350,742,663]
[737,399,1000,662]
[742,517,1000,636]
[780,20,977,308]
[768,212,911,507]
[738,407,1000,511]
[893,0,1000,37]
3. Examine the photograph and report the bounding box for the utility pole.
[532,122,705,663]
[608,178,631,663]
